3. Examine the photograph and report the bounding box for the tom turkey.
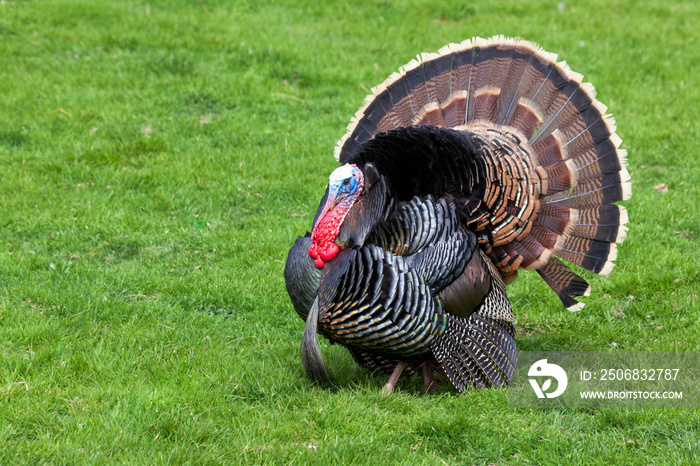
[284,37,630,393]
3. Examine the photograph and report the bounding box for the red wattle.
[308,243,319,259]
[320,244,339,262]
[308,243,326,268]
[309,206,345,269]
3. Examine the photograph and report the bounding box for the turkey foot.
[421,361,441,394]
[381,361,407,395]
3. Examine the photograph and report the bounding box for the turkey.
[284,37,630,394]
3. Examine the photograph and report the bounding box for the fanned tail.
[335,36,630,310]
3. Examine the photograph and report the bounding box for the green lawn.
[1,0,699,464]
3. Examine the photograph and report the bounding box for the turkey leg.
[381,361,407,395]
[422,361,441,394]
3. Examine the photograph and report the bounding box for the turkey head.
[308,163,388,267]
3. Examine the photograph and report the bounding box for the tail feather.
[571,205,628,244]
[574,146,627,180]
[542,169,631,209]
[561,112,612,155]
[557,237,617,275]
[471,41,498,101]
[528,224,559,250]
[424,53,453,104]
[531,132,566,166]
[496,48,538,125]
[472,88,501,122]
[531,80,600,146]
[540,159,578,194]
[509,100,544,139]
[536,257,591,311]
[334,36,629,309]
[440,92,467,128]
[534,204,576,236]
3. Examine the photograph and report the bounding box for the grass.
[1,0,699,463]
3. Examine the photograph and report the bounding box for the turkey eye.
[343,179,350,185]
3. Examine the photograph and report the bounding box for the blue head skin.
[309,164,365,267]
[327,164,363,208]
